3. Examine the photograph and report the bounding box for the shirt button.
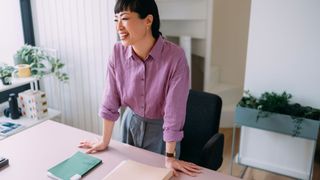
[141,78,144,81]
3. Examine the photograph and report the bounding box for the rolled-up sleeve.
[98,45,121,121]
[163,55,189,142]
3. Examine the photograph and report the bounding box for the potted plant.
[14,45,69,82]
[0,64,15,85]
[236,91,320,139]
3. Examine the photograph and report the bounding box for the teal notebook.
[47,151,102,180]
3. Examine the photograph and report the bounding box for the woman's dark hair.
[114,0,162,38]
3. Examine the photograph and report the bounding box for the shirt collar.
[125,46,134,60]
[125,36,164,60]
[149,36,164,60]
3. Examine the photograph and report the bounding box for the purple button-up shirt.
[99,36,189,142]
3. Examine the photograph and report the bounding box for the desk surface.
[0,120,239,180]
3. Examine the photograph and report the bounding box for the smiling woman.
[78,0,203,177]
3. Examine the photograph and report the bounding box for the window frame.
[0,0,35,103]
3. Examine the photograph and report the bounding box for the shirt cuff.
[163,130,184,142]
[98,108,119,121]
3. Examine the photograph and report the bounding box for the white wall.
[241,0,320,179]
[245,0,320,108]
[31,0,117,134]
[0,0,24,65]
[212,0,251,87]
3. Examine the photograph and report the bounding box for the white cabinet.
[238,127,316,180]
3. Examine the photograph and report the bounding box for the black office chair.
[179,89,224,170]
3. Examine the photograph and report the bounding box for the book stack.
[18,90,48,120]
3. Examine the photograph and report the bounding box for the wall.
[0,0,24,65]
[156,0,214,91]
[240,0,320,178]
[212,0,251,87]
[31,0,117,134]
[245,0,320,107]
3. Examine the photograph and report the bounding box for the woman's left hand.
[165,157,202,177]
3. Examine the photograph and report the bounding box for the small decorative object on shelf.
[18,90,48,120]
[3,93,21,119]
[14,45,69,82]
[12,64,31,78]
[0,64,15,85]
[236,91,320,138]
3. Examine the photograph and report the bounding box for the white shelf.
[0,75,60,140]
[161,20,207,39]
[0,77,37,93]
[0,108,61,140]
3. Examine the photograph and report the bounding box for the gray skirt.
[121,108,180,158]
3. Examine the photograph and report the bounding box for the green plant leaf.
[57,63,64,69]
[14,45,69,82]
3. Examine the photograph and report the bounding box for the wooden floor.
[217,128,320,180]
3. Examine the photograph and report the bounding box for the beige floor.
[218,128,320,180]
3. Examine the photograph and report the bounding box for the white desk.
[0,108,61,140]
[0,120,240,180]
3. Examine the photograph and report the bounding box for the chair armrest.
[200,133,224,170]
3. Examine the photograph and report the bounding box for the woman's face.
[114,11,152,46]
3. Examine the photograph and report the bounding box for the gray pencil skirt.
[120,108,180,158]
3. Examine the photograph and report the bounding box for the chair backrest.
[180,89,222,165]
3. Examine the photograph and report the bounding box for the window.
[0,0,25,65]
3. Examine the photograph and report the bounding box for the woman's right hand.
[78,139,108,154]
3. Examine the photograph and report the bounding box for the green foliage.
[238,90,259,109]
[239,91,320,120]
[238,91,320,136]
[0,64,15,85]
[14,45,69,82]
[0,64,15,78]
[48,56,69,82]
[259,92,292,114]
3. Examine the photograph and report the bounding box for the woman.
[78,0,201,176]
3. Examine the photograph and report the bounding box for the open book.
[103,160,173,180]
